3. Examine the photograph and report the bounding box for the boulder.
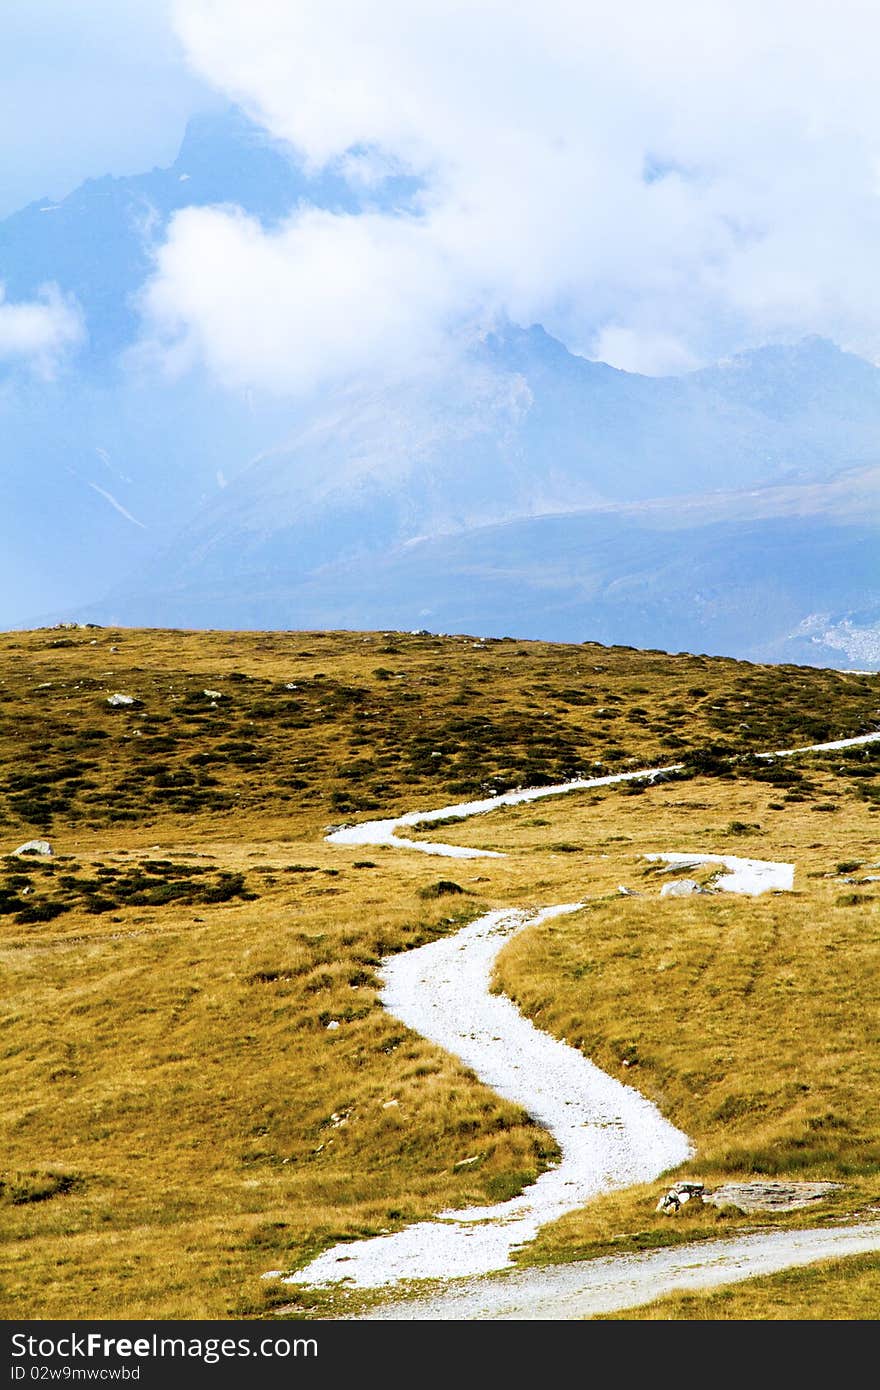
[658,1178,840,1216]
[13,839,53,857]
[703,1181,840,1214]
[106,692,138,708]
[656,1180,705,1214]
[660,878,707,897]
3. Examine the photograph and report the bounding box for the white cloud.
[590,327,701,378]
[146,0,880,390]
[141,204,477,393]
[0,283,83,375]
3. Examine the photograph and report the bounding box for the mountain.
[0,107,414,624]
[91,485,880,667]
[88,330,880,665]
[1,111,878,665]
[0,107,367,366]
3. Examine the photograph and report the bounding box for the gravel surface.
[278,729,879,1309]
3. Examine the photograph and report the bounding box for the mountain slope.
[3,113,878,661]
[88,333,880,665]
[91,501,878,667]
[0,107,362,366]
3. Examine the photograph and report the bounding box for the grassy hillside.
[1,626,877,1320]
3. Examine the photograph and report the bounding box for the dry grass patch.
[490,767,880,1268]
[1,865,559,1318]
[1,627,878,1318]
[597,1250,880,1320]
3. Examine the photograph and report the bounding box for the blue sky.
[0,1,214,217]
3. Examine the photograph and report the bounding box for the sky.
[5,2,880,384]
[0,1,214,218]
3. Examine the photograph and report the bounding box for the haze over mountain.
[2,108,878,667]
[0,108,414,618]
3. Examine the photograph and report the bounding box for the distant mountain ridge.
[1,109,877,666]
[93,495,879,668]
[97,326,880,665]
[0,107,385,365]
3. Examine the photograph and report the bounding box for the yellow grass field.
[1,626,877,1319]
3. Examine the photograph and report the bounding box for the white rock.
[660,879,706,897]
[656,1180,705,1214]
[107,693,136,707]
[203,689,223,699]
[14,839,53,857]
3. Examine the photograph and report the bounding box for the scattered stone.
[660,879,707,897]
[657,1178,840,1216]
[106,692,139,708]
[703,1181,841,1214]
[656,1180,705,1214]
[14,839,53,857]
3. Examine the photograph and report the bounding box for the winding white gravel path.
[326,731,880,860]
[284,903,691,1289]
[280,726,880,1307]
[361,1222,880,1320]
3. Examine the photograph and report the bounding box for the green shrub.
[417,880,466,900]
